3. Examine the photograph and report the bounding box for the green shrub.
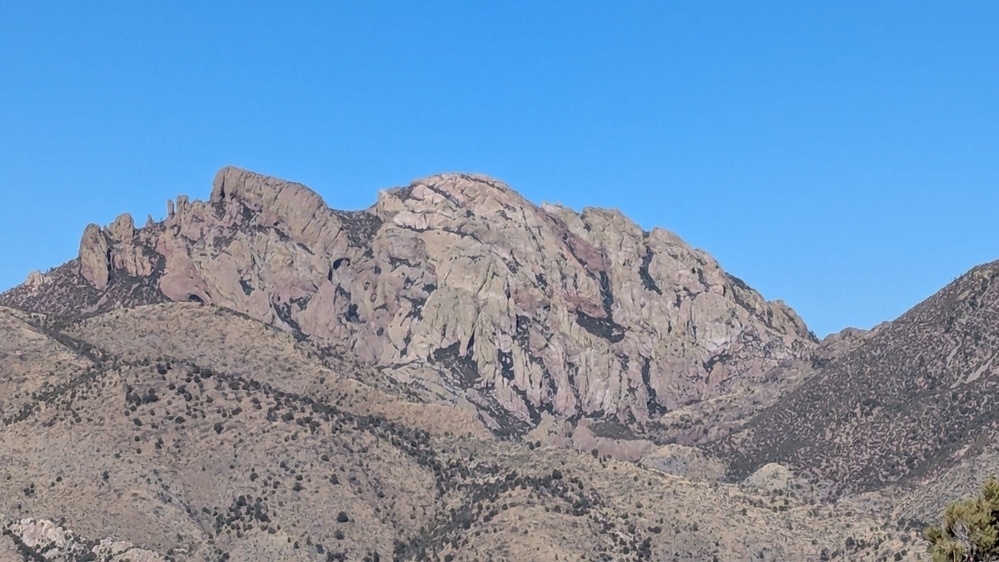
[925,476,999,561]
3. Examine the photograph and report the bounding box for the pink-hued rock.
[2,167,817,436]
[78,224,111,291]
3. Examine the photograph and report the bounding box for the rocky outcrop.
[24,270,47,288]
[1,167,818,437]
[78,224,111,290]
[108,213,135,242]
[2,518,164,561]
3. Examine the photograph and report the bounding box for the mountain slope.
[0,304,920,561]
[718,261,999,500]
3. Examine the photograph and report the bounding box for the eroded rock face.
[78,223,111,290]
[1,167,817,435]
[3,518,165,561]
[108,212,135,242]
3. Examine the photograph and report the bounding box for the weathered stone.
[78,223,110,290]
[108,213,134,242]
[25,270,44,287]
[6,167,818,436]
[5,518,165,561]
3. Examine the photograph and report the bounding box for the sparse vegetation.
[0,303,925,560]
[925,477,999,562]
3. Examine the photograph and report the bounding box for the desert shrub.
[925,476,999,561]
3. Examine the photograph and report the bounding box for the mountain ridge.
[8,166,994,560]
[1,166,817,442]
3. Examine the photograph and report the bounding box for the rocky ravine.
[1,167,816,438]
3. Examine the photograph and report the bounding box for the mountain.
[0,303,917,561]
[2,167,817,442]
[0,167,936,561]
[716,260,999,515]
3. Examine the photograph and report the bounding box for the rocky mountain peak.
[2,167,817,438]
[211,165,327,217]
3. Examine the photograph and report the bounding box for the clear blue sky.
[2,2,997,337]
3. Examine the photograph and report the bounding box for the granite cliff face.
[1,167,816,436]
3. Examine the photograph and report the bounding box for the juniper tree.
[925,476,999,562]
